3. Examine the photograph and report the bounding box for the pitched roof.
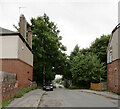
[0,27,33,54]
[0,27,17,34]
[107,23,120,52]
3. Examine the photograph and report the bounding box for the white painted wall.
[0,36,18,59]
[18,36,33,66]
[107,29,119,63]
[0,35,33,66]
[118,28,120,59]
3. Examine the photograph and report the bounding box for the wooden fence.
[91,82,107,91]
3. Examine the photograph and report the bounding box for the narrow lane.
[40,88,118,107]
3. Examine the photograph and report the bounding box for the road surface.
[39,88,118,107]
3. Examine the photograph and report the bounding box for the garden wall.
[2,80,19,101]
[0,72,19,102]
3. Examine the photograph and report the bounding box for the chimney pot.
[28,26,32,32]
[28,26,32,48]
[20,14,26,40]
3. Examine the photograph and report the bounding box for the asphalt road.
[39,88,118,107]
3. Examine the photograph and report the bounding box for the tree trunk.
[43,65,45,85]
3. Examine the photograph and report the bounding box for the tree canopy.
[31,14,67,84]
[14,13,67,85]
[64,34,110,88]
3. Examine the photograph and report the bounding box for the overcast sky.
[0,0,119,55]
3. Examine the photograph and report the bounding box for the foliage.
[1,96,13,108]
[63,44,80,80]
[67,35,110,88]
[89,35,110,80]
[70,52,105,87]
[14,13,66,85]
[55,78,62,83]
[90,35,110,63]
[30,14,66,85]
[69,44,80,61]
[68,85,79,89]
[62,57,72,80]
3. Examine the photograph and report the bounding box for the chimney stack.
[20,14,26,40]
[28,27,32,48]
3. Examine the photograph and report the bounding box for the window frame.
[109,50,112,63]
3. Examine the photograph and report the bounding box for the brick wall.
[1,59,33,88]
[0,59,35,102]
[1,76,36,102]
[0,82,2,104]
[107,59,120,93]
[2,80,19,101]
[0,72,19,102]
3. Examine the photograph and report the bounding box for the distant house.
[0,15,33,88]
[107,23,120,93]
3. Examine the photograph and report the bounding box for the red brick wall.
[0,82,2,104]
[107,59,120,93]
[1,81,37,102]
[0,59,33,88]
[2,81,19,101]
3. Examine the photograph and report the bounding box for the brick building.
[0,14,33,88]
[107,23,120,93]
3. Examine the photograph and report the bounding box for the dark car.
[43,83,53,91]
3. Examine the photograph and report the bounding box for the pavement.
[39,88,118,107]
[77,89,119,100]
[5,89,45,107]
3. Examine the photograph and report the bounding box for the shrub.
[69,85,79,89]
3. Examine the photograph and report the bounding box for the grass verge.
[1,96,13,108]
[1,86,37,108]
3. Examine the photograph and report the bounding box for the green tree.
[70,52,105,88]
[89,35,110,81]
[69,44,80,61]
[31,14,66,85]
[62,44,80,81]
[62,57,72,80]
[55,78,62,83]
[14,14,66,85]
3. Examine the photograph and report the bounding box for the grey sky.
[0,0,119,55]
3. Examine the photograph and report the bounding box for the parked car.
[43,83,53,91]
[58,84,64,88]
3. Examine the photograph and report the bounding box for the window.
[114,69,118,87]
[109,50,112,63]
